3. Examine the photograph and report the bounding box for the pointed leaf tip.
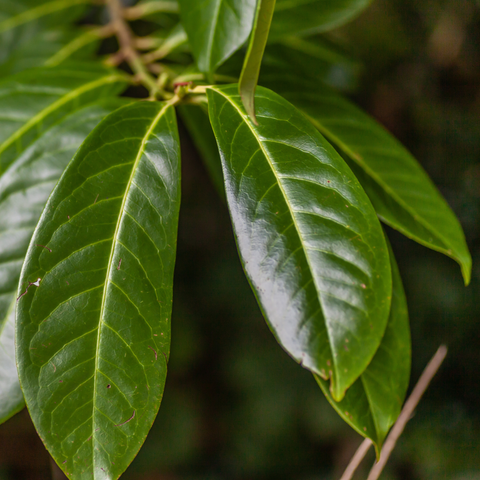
[207,84,392,400]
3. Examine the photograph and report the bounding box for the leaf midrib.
[211,87,336,382]
[0,73,123,173]
[92,103,171,458]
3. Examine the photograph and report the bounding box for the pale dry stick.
[338,345,448,480]
[339,438,373,480]
[107,0,159,97]
[367,345,448,480]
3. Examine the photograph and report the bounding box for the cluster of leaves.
[0,0,471,478]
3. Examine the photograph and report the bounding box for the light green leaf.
[16,101,181,478]
[207,84,392,400]
[239,0,276,124]
[178,103,225,199]
[0,63,126,173]
[270,0,372,40]
[178,0,257,79]
[0,99,128,425]
[266,81,472,284]
[316,240,411,455]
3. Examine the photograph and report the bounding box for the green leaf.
[0,0,88,67]
[0,63,126,174]
[178,103,225,199]
[0,100,128,425]
[207,84,392,400]
[239,0,276,124]
[269,0,372,40]
[262,36,361,92]
[178,0,257,80]
[16,101,181,478]
[266,82,472,284]
[0,28,100,78]
[316,240,411,455]
[0,307,24,423]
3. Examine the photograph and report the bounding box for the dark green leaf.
[262,36,361,92]
[316,240,411,455]
[0,63,126,173]
[178,103,225,199]
[207,84,391,400]
[239,0,276,124]
[0,100,128,425]
[178,0,257,79]
[270,0,372,40]
[16,101,181,478]
[0,28,100,78]
[266,82,472,284]
[0,0,88,67]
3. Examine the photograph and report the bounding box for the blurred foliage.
[1,0,480,479]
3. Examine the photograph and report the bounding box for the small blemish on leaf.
[148,345,157,361]
[107,384,111,389]
[35,244,51,252]
[94,194,99,204]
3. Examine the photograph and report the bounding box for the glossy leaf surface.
[207,84,391,400]
[178,0,256,79]
[316,241,410,454]
[267,82,472,284]
[0,64,126,174]
[239,0,276,124]
[178,103,225,199]
[270,0,372,40]
[0,100,127,424]
[16,101,181,478]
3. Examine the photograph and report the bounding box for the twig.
[339,438,373,480]
[367,345,448,480]
[338,345,448,480]
[107,0,159,97]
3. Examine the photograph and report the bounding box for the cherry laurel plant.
[0,0,471,478]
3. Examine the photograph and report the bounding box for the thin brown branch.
[338,345,448,480]
[367,345,448,480]
[107,0,159,96]
[339,438,373,480]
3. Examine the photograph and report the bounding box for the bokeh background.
[1,0,480,478]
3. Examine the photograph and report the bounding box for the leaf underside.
[316,240,410,456]
[16,101,181,479]
[239,0,277,123]
[207,84,392,401]
[263,79,472,284]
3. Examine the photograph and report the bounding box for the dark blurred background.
[1,0,480,478]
